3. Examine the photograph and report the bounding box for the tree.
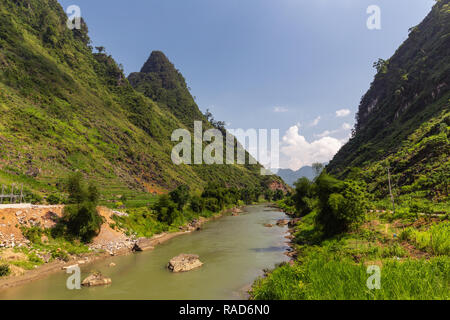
[66,172,85,204]
[190,195,205,213]
[55,173,103,243]
[169,185,190,211]
[315,173,368,236]
[264,189,274,201]
[95,46,105,54]
[273,189,284,201]
[63,202,103,243]
[154,195,180,225]
[204,109,213,122]
[373,58,388,73]
[293,178,314,216]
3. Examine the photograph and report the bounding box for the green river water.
[0,205,289,300]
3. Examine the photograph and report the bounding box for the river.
[0,205,289,300]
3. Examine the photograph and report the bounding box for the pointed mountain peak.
[140,51,175,74]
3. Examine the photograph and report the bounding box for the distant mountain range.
[276,163,327,187]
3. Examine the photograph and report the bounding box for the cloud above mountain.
[280,125,343,170]
[336,109,351,117]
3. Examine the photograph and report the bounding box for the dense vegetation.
[112,182,268,238]
[328,0,449,207]
[252,3,449,299]
[0,0,279,203]
[252,171,449,300]
[52,173,103,242]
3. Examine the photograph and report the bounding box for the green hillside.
[0,0,275,201]
[128,51,206,129]
[328,0,449,205]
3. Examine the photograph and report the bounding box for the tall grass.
[403,222,450,255]
[251,253,449,300]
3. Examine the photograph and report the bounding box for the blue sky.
[58,0,435,170]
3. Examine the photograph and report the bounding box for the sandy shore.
[0,206,242,292]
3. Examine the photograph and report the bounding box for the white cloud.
[336,109,351,117]
[316,129,333,138]
[273,106,288,113]
[280,125,343,170]
[341,122,352,130]
[310,116,321,127]
[315,122,353,138]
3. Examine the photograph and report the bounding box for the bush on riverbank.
[0,264,10,277]
[52,173,103,243]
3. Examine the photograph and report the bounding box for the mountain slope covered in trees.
[328,0,449,204]
[0,0,276,200]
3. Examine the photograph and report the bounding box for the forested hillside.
[0,0,276,201]
[328,0,449,204]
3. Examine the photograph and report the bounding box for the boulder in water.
[81,272,112,287]
[168,254,203,272]
[276,219,289,226]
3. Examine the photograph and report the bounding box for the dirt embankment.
[0,204,64,248]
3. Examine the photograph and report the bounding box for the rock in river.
[168,254,203,273]
[132,238,155,252]
[276,219,289,226]
[81,272,112,287]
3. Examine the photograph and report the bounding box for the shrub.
[293,178,314,216]
[53,173,103,243]
[204,197,220,212]
[51,249,70,262]
[190,195,205,213]
[273,189,284,201]
[60,202,103,243]
[29,193,43,205]
[0,264,10,277]
[47,193,61,205]
[264,190,274,201]
[21,226,43,244]
[381,243,408,258]
[315,174,368,237]
[169,185,190,211]
[153,195,181,225]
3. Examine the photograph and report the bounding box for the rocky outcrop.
[168,254,203,273]
[268,180,289,193]
[81,273,112,287]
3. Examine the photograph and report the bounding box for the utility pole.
[387,167,395,213]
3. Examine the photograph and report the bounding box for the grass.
[4,226,91,270]
[252,255,449,300]
[403,222,450,255]
[111,207,169,238]
[251,208,450,300]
